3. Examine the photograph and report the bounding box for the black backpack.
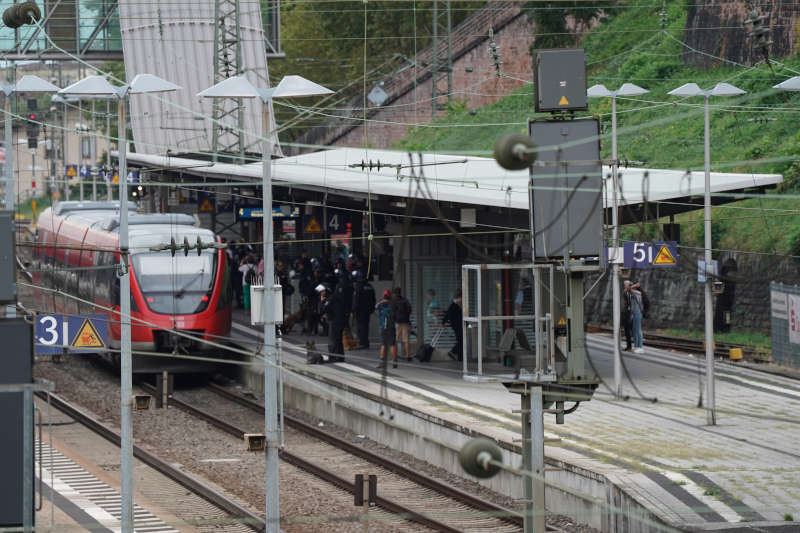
[244,265,257,285]
[394,297,411,323]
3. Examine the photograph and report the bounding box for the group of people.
[622,280,648,353]
[225,243,468,365]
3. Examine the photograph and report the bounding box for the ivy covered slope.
[395,0,800,255]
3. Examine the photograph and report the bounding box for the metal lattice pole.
[431,0,452,118]
[212,0,245,162]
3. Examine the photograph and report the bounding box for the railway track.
[141,381,533,533]
[36,391,265,532]
[590,326,760,360]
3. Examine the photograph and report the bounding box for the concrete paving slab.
[231,310,800,531]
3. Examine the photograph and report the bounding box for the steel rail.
[36,391,265,532]
[138,383,468,533]
[205,382,526,529]
[591,326,751,359]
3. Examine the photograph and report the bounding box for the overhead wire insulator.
[2,1,41,28]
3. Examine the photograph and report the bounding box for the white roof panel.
[123,148,783,210]
[118,0,279,157]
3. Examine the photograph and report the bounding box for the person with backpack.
[622,280,634,351]
[238,254,258,310]
[376,289,397,368]
[630,280,646,353]
[392,287,412,361]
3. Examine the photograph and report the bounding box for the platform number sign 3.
[35,314,108,355]
[37,315,68,349]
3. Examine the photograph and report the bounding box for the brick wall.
[296,2,535,151]
[683,1,799,69]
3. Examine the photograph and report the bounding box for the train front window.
[132,251,217,315]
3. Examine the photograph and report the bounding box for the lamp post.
[587,83,648,399]
[668,82,745,426]
[1,75,59,318]
[1,75,60,209]
[199,74,332,533]
[59,73,180,533]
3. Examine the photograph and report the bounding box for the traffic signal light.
[26,98,40,143]
[26,107,39,147]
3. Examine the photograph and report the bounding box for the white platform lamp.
[59,73,180,533]
[667,82,745,426]
[1,75,60,209]
[198,74,332,533]
[587,83,648,399]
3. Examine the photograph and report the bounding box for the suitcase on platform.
[415,327,444,362]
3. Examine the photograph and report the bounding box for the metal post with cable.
[59,73,181,532]
[587,83,649,398]
[668,82,746,425]
[199,74,332,533]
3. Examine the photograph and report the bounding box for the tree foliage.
[526,2,611,49]
[274,1,477,92]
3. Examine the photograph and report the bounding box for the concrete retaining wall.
[242,361,671,532]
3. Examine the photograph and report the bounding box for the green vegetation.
[703,487,721,497]
[392,0,800,255]
[275,1,478,96]
[17,195,51,222]
[661,328,771,351]
[784,513,794,521]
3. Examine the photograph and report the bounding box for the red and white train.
[34,201,232,373]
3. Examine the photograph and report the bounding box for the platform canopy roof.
[123,147,782,214]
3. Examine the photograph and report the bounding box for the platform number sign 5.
[632,243,661,264]
[623,241,678,268]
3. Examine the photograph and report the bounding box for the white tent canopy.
[123,147,782,211]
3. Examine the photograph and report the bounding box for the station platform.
[230,310,800,532]
[34,398,195,533]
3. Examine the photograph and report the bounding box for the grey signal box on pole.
[0,319,34,527]
[534,49,588,112]
[0,210,16,304]
[529,118,603,261]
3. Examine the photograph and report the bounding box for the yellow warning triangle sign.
[652,245,676,266]
[558,95,570,106]
[112,172,119,183]
[199,198,214,212]
[66,166,76,177]
[71,319,106,349]
[557,316,566,326]
[304,217,322,233]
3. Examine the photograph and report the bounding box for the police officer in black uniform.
[319,283,346,362]
[351,270,376,349]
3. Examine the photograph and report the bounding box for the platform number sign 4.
[328,214,340,231]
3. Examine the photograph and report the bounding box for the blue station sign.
[35,314,109,355]
[237,206,300,220]
[623,241,679,268]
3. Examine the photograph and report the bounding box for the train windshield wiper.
[174,267,205,299]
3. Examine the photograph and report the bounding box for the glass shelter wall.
[0,0,122,57]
